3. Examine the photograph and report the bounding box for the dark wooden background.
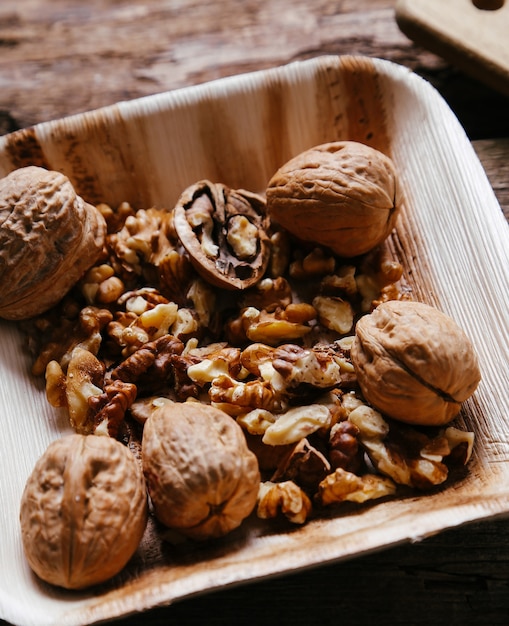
[1,1,509,624]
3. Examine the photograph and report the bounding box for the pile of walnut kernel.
[20,144,477,529]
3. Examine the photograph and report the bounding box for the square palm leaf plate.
[1,55,509,626]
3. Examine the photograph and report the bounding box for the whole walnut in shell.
[351,300,481,426]
[19,434,148,590]
[266,141,401,257]
[0,166,106,320]
[142,399,260,540]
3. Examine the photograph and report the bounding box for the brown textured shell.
[142,399,260,540]
[173,180,270,290]
[19,434,148,590]
[266,141,401,257]
[351,300,481,426]
[0,166,106,320]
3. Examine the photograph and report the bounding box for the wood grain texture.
[0,0,508,139]
[396,0,509,97]
[1,2,509,626]
[473,138,509,219]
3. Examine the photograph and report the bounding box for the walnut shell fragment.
[19,434,148,590]
[351,300,481,426]
[173,180,270,290]
[0,166,106,320]
[142,399,260,540]
[266,141,401,257]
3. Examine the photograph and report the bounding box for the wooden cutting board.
[396,0,509,97]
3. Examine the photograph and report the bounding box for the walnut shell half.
[173,180,270,290]
[142,399,260,540]
[19,434,148,590]
[266,141,401,257]
[351,300,481,426]
[0,166,106,320]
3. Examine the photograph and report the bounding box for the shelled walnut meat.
[13,138,482,589]
[351,300,481,425]
[19,434,148,590]
[266,141,401,257]
[0,166,106,320]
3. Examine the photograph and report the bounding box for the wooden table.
[1,1,509,624]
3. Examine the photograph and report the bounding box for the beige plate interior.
[1,55,509,626]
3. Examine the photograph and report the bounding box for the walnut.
[227,307,305,347]
[31,305,112,377]
[268,229,291,278]
[240,342,279,377]
[170,306,200,340]
[262,404,332,446]
[173,180,270,290]
[107,311,144,354]
[361,248,405,286]
[348,403,466,489]
[88,379,138,438]
[81,264,125,305]
[351,300,482,426]
[46,347,105,434]
[111,334,185,395]
[46,346,135,437]
[443,426,475,465]
[240,342,353,392]
[186,278,217,328]
[243,433,294,472]
[236,305,316,346]
[210,374,284,416]
[289,247,336,279]
[170,344,227,396]
[271,438,331,492]
[186,345,243,385]
[45,360,68,408]
[118,287,171,313]
[312,295,354,335]
[129,395,172,425]
[266,141,401,258]
[96,200,136,234]
[316,468,396,506]
[142,400,260,540]
[158,249,197,307]
[107,302,179,356]
[238,276,292,312]
[270,343,351,391]
[237,408,277,436]
[0,166,106,320]
[19,434,148,589]
[257,480,312,524]
[319,266,358,297]
[108,206,178,277]
[328,420,363,473]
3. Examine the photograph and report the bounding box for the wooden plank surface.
[474,138,509,220]
[396,0,509,98]
[1,2,509,625]
[1,0,509,139]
